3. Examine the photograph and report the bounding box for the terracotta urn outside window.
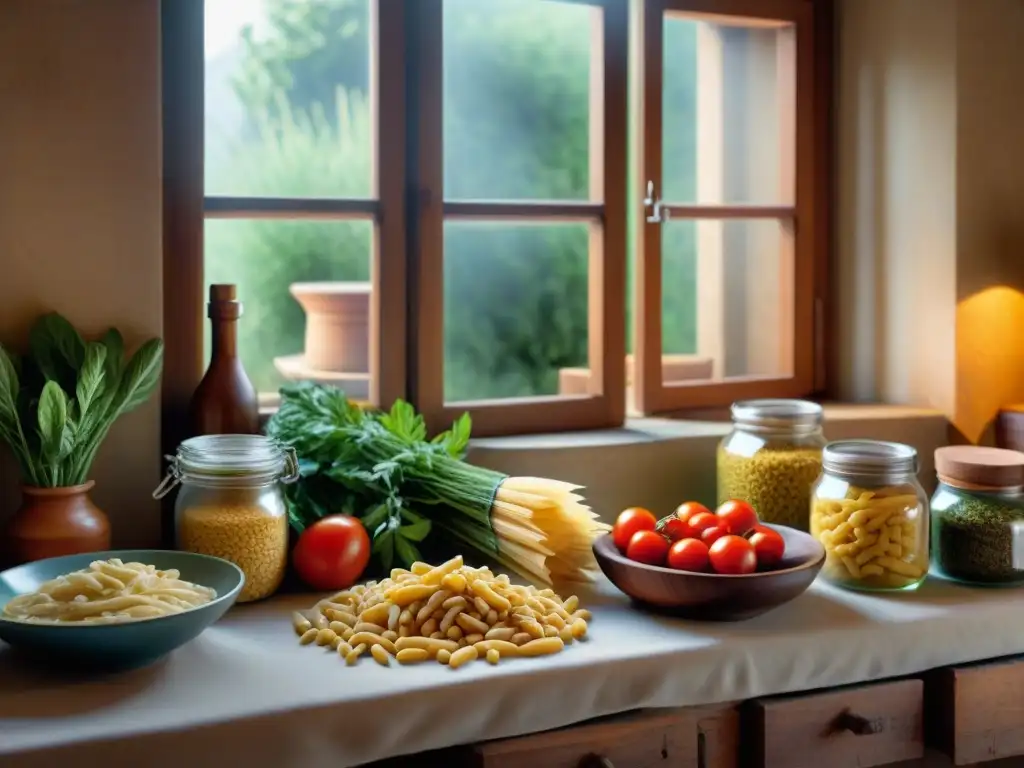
[274,282,372,400]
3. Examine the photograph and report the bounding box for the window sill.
[465,404,950,523]
[468,403,946,451]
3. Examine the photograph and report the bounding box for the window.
[630,0,827,414]
[162,0,830,439]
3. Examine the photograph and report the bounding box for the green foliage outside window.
[206,0,698,399]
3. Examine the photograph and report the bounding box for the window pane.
[662,14,795,205]
[442,0,595,201]
[443,221,590,402]
[204,0,373,198]
[661,219,792,384]
[204,219,375,401]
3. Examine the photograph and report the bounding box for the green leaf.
[112,338,163,414]
[360,502,388,532]
[445,412,472,457]
[372,529,394,572]
[75,342,107,420]
[380,399,427,444]
[37,381,68,463]
[0,344,19,425]
[30,313,85,385]
[100,328,125,384]
[399,517,431,542]
[395,535,421,567]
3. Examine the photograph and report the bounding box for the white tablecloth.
[2,576,1023,767]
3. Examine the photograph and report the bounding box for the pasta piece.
[2,559,216,625]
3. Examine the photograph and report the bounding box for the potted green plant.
[0,312,163,565]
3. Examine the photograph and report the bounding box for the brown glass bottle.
[189,284,259,436]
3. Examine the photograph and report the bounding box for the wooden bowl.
[593,524,825,622]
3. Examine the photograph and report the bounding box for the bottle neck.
[210,314,238,361]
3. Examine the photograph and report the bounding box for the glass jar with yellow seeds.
[153,435,300,603]
[717,400,826,531]
[810,440,929,592]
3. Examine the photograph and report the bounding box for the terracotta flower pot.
[4,481,111,566]
[289,282,371,373]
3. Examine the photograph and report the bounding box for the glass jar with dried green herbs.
[717,400,826,531]
[931,445,1024,587]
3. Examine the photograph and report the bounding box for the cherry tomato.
[708,534,757,575]
[715,499,759,536]
[613,507,658,553]
[674,501,712,525]
[626,530,670,566]
[700,525,728,547]
[292,515,371,591]
[661,517,692,542]
[686,512,719,538]
[749,526,786,568]
[667,538,710,572]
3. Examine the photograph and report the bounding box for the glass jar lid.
[935,445,1024,491]
[822,440,918,482]
[152,435,299,499]
[730,399,823,434]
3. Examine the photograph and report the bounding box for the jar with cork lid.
[931,445,1024,586]
[153,435,299,603]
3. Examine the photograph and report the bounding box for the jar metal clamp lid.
[821,440,919,483]
[152,434,300,499]
[729,399,823,435]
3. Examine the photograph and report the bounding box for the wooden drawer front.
[750,679,924,768]
[929,658,1024,765]
[473,707,738,768]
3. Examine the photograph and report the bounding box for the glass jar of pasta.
[931,445,1024,586]
[810,440,929,592]
[153,435,299,603]
[717,399,826,531]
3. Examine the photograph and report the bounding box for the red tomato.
[660,517,691,542]
[700,525,728,547]
[708,535,757,575]
[674,501,712,525]
[293,515,371,591]
[715,499,759,536]
[686,512,719,538]
[749,527,786,568]
[626,530,670,566]
[613,507,658,553]
[667,538,710,572]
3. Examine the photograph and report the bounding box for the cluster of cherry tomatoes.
[611,500,786,575]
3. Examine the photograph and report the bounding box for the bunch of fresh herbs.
[0,313,164,488]
[266,381,502,571]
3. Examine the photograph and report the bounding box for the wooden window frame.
[163,0,830,442]
[161,0,406,450]
[405,0,630,438]
[631,0,830,415]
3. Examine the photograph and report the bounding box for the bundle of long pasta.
[267,382,610,586]
[473,476,609,586]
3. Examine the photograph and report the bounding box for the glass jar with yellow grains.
[810,440,929,591]
[717,399,826,531]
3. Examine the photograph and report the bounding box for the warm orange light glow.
[956,286,1024,443]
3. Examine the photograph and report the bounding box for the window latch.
[644,181,669,224]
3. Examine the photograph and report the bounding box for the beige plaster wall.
[0,0,163,546]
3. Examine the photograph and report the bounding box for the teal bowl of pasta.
[0,549,244,672]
